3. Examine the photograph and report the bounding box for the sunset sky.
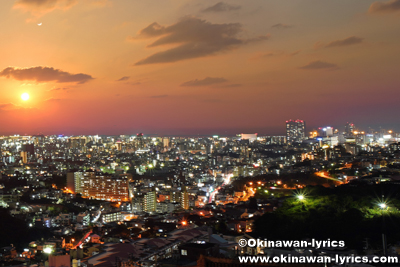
[1,0,400,136]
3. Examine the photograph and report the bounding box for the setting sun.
[21,93,29,101]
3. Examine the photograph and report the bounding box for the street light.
[378,203,387,209]
[297,195,305,201]
[377,198,388,256]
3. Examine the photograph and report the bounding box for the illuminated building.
[170,190,180,203]
[181,186,189,210]
[116,142,122,151]
[20,151,28,164]
[72,171,130,202]
[102,211,121,223]
[240,133,257,142]
[77,212,90,226]
[309,131,318,139]
[345,122,355,137]
[69,137,86,149]
[22,144,34,155]
[286,119,305,145]
[163,137,170,149]
[67,172,83,194]
[136,133,144,149]
[318,126,333,137]
[144,189,157,213]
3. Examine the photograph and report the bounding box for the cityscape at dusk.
[2,1,400,267]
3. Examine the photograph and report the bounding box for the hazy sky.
[0,0,399,136]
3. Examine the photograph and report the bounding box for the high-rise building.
[345,122,355,137]
[317,126,334,137]
[144,189,157,213]
[136,133,144,149]
[170,190,180,203]
[20,151,28,164]
[181,186,189,210]
[22,144,35,155]
[66,172,83,194]
[286,120,305,145]
[163,137,170,149]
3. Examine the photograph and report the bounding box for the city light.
[43,247,52,254]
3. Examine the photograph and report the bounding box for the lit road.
[242,187,255,202]
[208,174,232,203]
[315,171,344,183]
[73,230,92,249]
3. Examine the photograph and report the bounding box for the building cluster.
[1,121,400,266]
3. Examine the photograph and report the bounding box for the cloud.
[181,77,227,87]
[132,17,269,65]
[220,83,242,88]
[49,87,69,92]
[315,36,364,49]
[13,0,78,18]
[116,76,130,81]
[271,23,293,29]
[299,61,338,70]
[0,66,94,84]
[149,95,168,98]
[0,103,19,111]
[202,2,241,13]
[369,0,400,13]
[203,99,222,103]
[90,0,111,7]
[289,50,301,56]
[0,103,37,113]
[127,81,141,86]
[45,98,63,102]
[251,50,300,60]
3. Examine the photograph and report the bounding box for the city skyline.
[1,0,400,135]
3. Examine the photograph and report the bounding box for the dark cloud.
[219,83,242,88]
[316,36,364,49]
[202,2,241,13]
[116,76,130,81]
[132,17,269,65]
[299,61,338,70]
[369,0,400,13]
[271,23,293,29]
[181,77,227,87]
[0,66,94,84]
[149,95,168,98]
